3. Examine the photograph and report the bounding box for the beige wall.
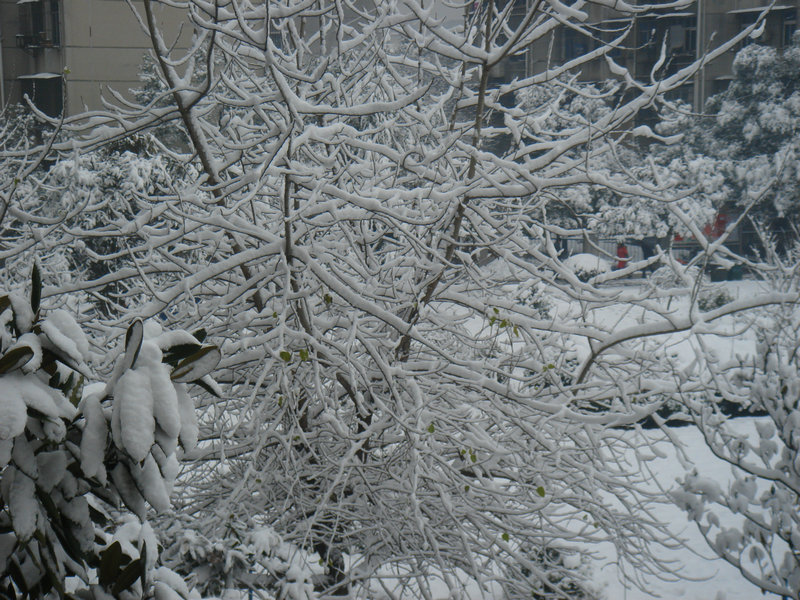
[61,0,188,113]
[1,0,188,114]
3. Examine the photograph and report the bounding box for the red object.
[703,213,729,239]
[616,244,628,270]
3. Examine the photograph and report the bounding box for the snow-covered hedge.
[0,266,220,598]
[563,253,611,282]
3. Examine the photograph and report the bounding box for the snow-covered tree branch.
[1,1,798,598]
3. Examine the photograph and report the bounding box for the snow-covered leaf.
[0,346,35,374]
[0,390,26,440]
[131,455,170,513]
[30,261,41,316]
[147,363,181,439]
[170,345,220,383]
[80,393,108,479]
[175,384,198,451]
[6,468,37,541]
[122,318,144,372]
[113,369,154,462]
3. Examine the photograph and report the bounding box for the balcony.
[17,0,60,52]
[16,32,56,51]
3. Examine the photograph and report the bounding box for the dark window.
[712,78,732,96]
[666,83,693,104]
[666,19,696,54]
[17,0,60,47]
[637,19,656,50]
[50,0,60,46]
[19,76,62,117]
[783,14,796,47]
[737,13,759,48]
[685,24,697,53]
[506,0,527,29]
[18,1,44,38]
[563,27,588,61]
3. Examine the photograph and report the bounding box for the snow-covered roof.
[18,73,61,80]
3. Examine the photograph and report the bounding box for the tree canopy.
[1,2,799,599]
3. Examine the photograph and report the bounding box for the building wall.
[519,0,799,109]
[2,1,799,116]
[1,0,188,115]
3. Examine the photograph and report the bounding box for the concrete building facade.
[0,0,186,115]
[1,1,798,116]
[514,0,800,109]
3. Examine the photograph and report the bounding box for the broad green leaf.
[122,319,144,371]
[536,486,545,498]
[88,504,109,527]
[194,376,223,398]
[7,560,29,595]
[170,346,221,382]
[30,262,41,315]
[162,343,203,365]
[279,350,292,362]
[111,558,142,595]
[0,346,34,374]
[98,541,123,588]
[67,374,83,407]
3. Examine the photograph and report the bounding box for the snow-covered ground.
[592,423,766,600]
[548,279,777,598]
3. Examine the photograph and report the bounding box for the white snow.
[0,389,27,440]
[132,454,171,513]
[79,392,108,480]
[148,362,182,439]
[176,383,198,451]
[113,369,155,462]
[0,372,75,421]
[591,424,768,600]
[4,467,38,541]
[564,252,612,275]
[40,309,90,362]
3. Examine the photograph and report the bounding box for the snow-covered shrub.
[697,285,734,312]
[672,307,800,599]
[160,521,317,599]
[6,145,200,306]
[649,265,734,312]
[649,265,702,290]
[502,544,599,600]
[563,254,611,282]
[0,266,220,598]
[513,280,551,320]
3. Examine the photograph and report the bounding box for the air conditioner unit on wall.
[669,25,685,50]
